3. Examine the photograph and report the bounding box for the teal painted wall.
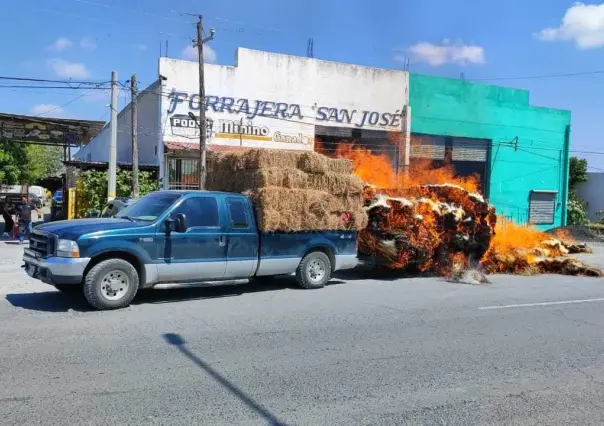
[409,73,571,230]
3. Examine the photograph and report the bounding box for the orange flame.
[319,141,480,193]
[317,139,589,275]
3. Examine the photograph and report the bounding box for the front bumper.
[23,251,90,285]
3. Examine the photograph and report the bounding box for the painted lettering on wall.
[167,90,403,129]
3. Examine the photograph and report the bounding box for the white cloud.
[181,44,217,63]
[29,104,65,117]
[537,2,604,49]
[80,37,97,50]
[133,43,148,51]
[402,39,486,66]
[48,37,73,52]
[48,59,91,78]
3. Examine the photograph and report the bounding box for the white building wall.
[576,172,604,222]
[74,81,161,166]
[159,48,409,154]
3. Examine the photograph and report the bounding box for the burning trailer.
[360,184,496,274]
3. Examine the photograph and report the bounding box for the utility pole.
[108,71,118,201]
[130,74,139,198]
[193,16,214,190]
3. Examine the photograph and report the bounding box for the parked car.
[28,193,42,209]
[29,186,47,206]
[88,197,139,218]
[50,190,64,221]
[23,190,357,310]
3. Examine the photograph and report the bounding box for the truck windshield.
[115,192,182,222]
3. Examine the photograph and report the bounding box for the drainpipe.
[561,124,571,226]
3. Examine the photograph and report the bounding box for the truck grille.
[29,231,55,258]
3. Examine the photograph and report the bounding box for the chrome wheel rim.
[100,270,130,301]
[307,258,327,283]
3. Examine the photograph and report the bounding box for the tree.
[0,140,28,184]
[569,156,588,189]
[0,137,64,185]
[76,168,158,217]
[25,145,65,182]
[567,156,589,225]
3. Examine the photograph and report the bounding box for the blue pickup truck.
[23,191,358,310]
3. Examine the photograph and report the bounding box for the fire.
[317,140,601,277]
[319,141,480,193]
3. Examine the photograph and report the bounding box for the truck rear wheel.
[296,251,332,289]
[83,259,139,310]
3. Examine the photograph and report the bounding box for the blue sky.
[2,0,604,169]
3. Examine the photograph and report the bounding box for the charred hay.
[360,185,494,273]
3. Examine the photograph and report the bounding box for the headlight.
[57,240,80,258]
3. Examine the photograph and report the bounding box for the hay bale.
[206,168,364,195]
[247,187,367,232]
[210,149,353,175]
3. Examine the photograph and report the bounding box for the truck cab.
[23,191,358,310]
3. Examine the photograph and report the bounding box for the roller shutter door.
[452,138,487,162]
[529,191,557,224]
[410,135,446,160]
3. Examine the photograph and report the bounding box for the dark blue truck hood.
[37,218,146,240]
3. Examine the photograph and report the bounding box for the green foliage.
[569,157,588,189]
[0,138,64,184]
[78,168,158,216]
[567,190,589,225]
[0,141,28,184]
[25,145,64,181]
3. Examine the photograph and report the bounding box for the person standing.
[1,198,14,238]
[17,195,37,244]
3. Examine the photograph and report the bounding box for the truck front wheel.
[296,251,332,289]
[83,259,139,310]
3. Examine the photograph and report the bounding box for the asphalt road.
[2,242,604,425]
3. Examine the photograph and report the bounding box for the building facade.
[75,48,571,229]
[410,74,571,228]
[576,172,604,222]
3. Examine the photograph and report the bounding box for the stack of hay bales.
[207,149,368,233]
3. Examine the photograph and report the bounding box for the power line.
[470,70,604,82]
[31,89,99,118]
[0,85,110,90]
[0,75,111,85]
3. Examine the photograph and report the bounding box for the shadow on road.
[5,291,91,313]
[4,277,348,312]
[134,277,345,305]
[163,333,289,426]
[334,265,417,282]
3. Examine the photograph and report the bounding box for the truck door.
[223,197,258,279]
[157,196,227,282]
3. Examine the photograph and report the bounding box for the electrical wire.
[31,88,99,118]
[0,75,111,85]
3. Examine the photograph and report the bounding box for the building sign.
[167,90,404,130]
[171,114,312,146]
[158,50,409,156]
[0,114,104,146]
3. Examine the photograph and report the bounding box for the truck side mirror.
[164,218,176,234]
[175,213,187,233]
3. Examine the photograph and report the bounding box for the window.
[172,197,219,228]
[529,191,557,225]
[116,192,181,222]
[228,199,249,229]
